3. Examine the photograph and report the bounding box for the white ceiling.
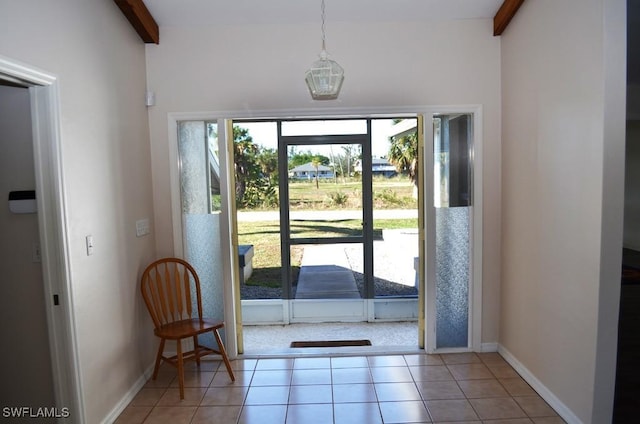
[144,0,504,27]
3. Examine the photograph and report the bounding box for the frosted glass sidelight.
[435,207,469,348]
[183,213,225,345]
[178,121,225,345]
[178,122,208,214]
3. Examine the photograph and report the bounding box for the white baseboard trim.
[480,342,498,352]
[498,345,583,424]
[100,362,155,424]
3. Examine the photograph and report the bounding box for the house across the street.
[288,162,335,180]
[354,157,397,177]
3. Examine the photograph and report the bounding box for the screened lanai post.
[277,121,293,300]
[362,119,375,300]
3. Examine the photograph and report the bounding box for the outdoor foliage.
[388,121,418,186]
[327,191,349,206]
[257,148,278,184]
[288,150,330,169]
[374,188,408,207]
[233,126,279,208]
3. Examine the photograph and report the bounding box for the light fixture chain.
[321,0,326,51]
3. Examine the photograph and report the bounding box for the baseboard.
[498,345,583,424]
[480,342,498,352]
[100,362,155,424]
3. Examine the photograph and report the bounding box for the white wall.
[500,0,625,422]
[0,1,157,422]
[145,18,503,344]
[0,85,55,409]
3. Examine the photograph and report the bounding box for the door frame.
[0,55,83,421]
[277,121,373,303]
[423,107,483,353]
[167,106,483,355]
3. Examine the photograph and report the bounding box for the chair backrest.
[141,258,204,329]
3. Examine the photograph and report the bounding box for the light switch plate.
[86,235,94,256]
[136,218,150,237]
[32,242,41,263]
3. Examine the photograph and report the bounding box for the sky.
[235,119,410,159]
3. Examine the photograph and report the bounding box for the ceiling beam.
[493,0,525,36]
[114,0,159,44]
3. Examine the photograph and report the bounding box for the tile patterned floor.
[115,352,566,424]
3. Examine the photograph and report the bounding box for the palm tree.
[388,123,418,195]
[311,157,321,189]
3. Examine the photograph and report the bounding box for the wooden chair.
[140,257,235,399]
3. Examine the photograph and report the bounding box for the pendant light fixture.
[305,0,344,100]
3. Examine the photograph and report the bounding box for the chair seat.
[154,318,225,340]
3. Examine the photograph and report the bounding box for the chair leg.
[213,328,235,381]
[176,339,185,400]
[152,338,165,380]
[193,335,200,366]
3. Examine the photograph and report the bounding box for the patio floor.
[242,321,419,355]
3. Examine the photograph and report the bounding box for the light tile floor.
[115,352,566,424]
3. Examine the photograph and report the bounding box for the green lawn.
[238,218,417,288]
[237,176,417,289]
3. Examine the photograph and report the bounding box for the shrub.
[328,191,349,207]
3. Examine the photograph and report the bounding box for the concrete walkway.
[295,244,361,299]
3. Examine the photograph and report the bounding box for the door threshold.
[240,344,423,358]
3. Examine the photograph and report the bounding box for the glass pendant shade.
[305,51,344,100]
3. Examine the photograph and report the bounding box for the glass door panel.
[288,142,363,240]
[232,121,284,301]
[281,119,367,136]
[372,118,420,298]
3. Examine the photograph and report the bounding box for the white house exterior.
[289,162,335,180]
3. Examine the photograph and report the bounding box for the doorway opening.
[233,117,421,352]
[173,110,479,355]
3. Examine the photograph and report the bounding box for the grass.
[242,175,416,211]
[237,176,417,288]
[238,218,418,288]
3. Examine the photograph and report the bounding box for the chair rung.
[161,345,223,366]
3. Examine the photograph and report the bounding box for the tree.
[232,127,279,208]
[388,120,418,194]
[288,151,330,169]
[233,127,259,205]
[311,157,321,189]
[341,145,359,177]
[257,148,278,184]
